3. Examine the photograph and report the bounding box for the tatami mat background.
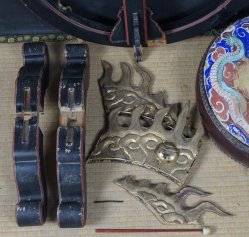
[0,37,248,237]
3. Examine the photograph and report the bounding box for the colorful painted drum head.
[197,17,249,166]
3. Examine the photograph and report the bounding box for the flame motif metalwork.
[88,61,205,185]
[115,176,231,225]
[99,60,166,113]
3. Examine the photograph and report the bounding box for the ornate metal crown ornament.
[115,176,230,225]
[88,61,205,186]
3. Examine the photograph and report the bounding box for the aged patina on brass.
[87,61,232,228]
[88,61,205,186]
[115,176,230,225]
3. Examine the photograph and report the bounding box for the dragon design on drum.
[210,37,248,128]
[204,22,249,145]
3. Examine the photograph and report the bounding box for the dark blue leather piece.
[13,43,49,226]
[0,0,61,38]
[57,44,89,228]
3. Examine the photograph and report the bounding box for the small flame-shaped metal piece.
[115,176,231,225]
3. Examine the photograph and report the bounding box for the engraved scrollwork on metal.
[115,176,231,225]
[99,60,166,113]
[88,61,205,185]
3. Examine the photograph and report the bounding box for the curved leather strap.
[13,42,49,226]
[57,44,89,228]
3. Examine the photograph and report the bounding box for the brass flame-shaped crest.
[88,61,205,185]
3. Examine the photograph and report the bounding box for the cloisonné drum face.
[197,16,249,166]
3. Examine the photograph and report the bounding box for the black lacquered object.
[57,44,89,228]
[21,0,249,46]
[0,0,67,43]
[13,42,49,226]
